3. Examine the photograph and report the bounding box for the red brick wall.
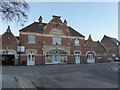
[35,56,44,65]
[20,56,27,65]
[68,55,75,64]
[101,36,118,57]
[2,31,18,51]
[43,36,52,45]
[80,56,87,63]
[44,16,69,36]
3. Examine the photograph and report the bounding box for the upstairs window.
[28,35,36,43]
[52,36,61,45]
[75,38,80,46]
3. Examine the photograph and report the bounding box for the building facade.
[18,15,108,65]
[1,26,19,65]
[101,35,120,61]
[1,15,119,65]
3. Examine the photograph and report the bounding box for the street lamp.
[41,43,44,65]
[17,43,25,66]
[117,42,120,60]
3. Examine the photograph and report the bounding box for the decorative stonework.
[26,49,37,55]
[50,28,64,35]
[43,45,70,55]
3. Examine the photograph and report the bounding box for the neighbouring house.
[1,15,117,66]
[1,26,19,65]
[101,35,120,61]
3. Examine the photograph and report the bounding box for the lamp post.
[117,42,120,60]
[41,45,44,65]
[17,43,25,66]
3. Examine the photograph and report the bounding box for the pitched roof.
[95,41,107,52]
[19,22,85,37]
[104,35,120,45]
[68,26,85,37]
[19,22,46,33]
[2,26,19,44]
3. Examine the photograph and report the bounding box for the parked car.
[114,57,120,61]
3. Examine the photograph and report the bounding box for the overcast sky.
[1,1,118,41]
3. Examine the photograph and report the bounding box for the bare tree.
[0,0,29,26]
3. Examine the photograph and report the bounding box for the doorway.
[87,51,95,63]
[27,51,35,65]
[75,51,80,64]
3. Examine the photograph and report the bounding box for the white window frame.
[75,38,80,46]
[28,35,36,44]
[52,36,61,45]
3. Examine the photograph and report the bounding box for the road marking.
[14,75,30,88]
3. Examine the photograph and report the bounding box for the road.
[2,62,119,88]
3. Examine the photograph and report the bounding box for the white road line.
[14,75,30,88]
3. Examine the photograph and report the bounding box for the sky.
[1,1,118,41]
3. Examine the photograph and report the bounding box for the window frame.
[75,38,80,46]
[28,34,36,44]
[52,36,61,45]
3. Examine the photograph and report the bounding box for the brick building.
[101,35,120,61]
[1,15,119,65]
[1,26,19,65]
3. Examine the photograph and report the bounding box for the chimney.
[7,26,11,32]
[38,16,43,23]
[64,19,67,25]
[88,34,91,39]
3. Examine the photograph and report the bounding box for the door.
[27,51,35,65]
[75,52,80,64]
[53,55,61,64]
[87,52,95,63]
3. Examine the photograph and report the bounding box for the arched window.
[46,49,67,55]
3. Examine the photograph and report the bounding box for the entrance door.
[53,55,61,64]
[87,52,95,63]
[46,49,67,64]
[27,51,35,65]
[75,52,80,64]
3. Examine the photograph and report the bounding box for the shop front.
[45,49,67,64]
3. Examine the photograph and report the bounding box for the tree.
[0,0,29,26]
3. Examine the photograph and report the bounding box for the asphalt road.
[2,62,119,88]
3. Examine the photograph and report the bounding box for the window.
[28,35,36,43]
[52,36,61,45]
[75,38,80,46]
